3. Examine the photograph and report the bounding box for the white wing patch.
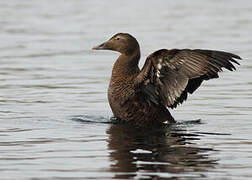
[155,58,163,78]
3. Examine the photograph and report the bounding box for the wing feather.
[135,49,242,108]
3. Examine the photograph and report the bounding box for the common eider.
[93,33,242,125]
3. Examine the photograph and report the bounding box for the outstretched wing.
[135,49,241,108]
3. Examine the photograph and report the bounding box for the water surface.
[0,0,252,179]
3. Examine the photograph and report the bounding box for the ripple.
[71,115,111,124]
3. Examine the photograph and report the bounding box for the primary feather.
[137,49,241,108]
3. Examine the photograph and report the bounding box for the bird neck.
[112,48,141,77]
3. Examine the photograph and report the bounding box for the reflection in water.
[107,123,218,179]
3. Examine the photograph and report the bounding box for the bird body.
[93,33,241,125]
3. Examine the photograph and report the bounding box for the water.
[0,0,252,179]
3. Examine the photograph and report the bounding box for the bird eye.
[115,37,120,40]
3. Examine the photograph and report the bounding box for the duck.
[92,33,242,125]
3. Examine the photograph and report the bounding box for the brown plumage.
[93,33,242,125]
